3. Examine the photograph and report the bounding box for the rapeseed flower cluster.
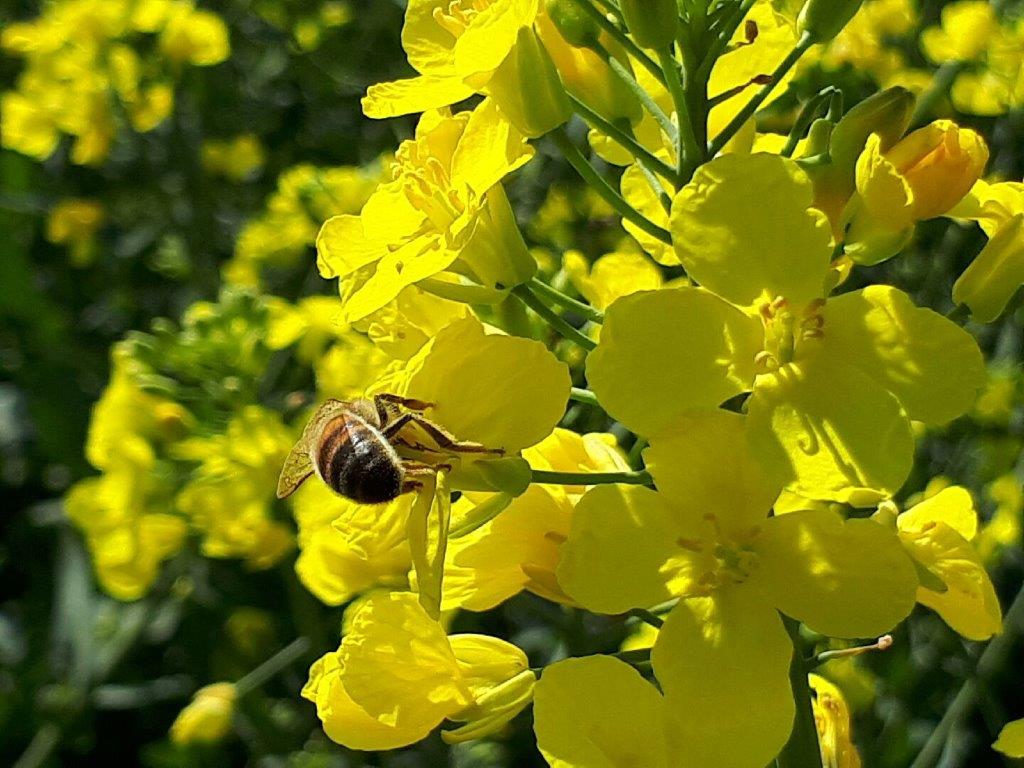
[2,0,230,165]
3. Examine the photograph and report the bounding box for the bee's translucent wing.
[275,399,349,499]
[276,441,313,499]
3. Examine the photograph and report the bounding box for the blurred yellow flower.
[170,683,237,745]
[202,134,266,181]
[46,198,105,267]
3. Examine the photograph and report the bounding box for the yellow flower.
[46,198,105,267]
[317,101,536,321]
[562,249,663,310]
[170,683,237,745]
[975,473,1023,562]
[442,429,629,610]
[994,718,1024,758]
[948,179,1024,322]
[847,121,989,264]
[292,481,411,606]
[810,674,862,768]
[303,592,534,749]
[227,162,383,286]
[160,7,231,66]
[66,473,188,601]
[590,153,984,503]
[201,134,266,181]
[921,1,999,63]
[882,486,1003,640]
[362,0,569,136]
[814,0,917,85]
[556,410,917,766]
[173,407,295,569]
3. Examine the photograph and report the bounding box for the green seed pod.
[619,0,679,50]
[544,0,600,48]
[797,0,866,43]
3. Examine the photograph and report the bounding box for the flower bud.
[536,12,643,124]
[170,683,237,745]
[797,0,865,43]
[953,213,1024,323]
[544,0,600,48]
[487,27,571,138]
[618,0,679,50]
[883,119,989,220]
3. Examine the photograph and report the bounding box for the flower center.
[754,296,826,372]
[432,0,490,38]
[680,513,763,593]
[393,142,466,232]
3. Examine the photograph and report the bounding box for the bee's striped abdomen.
[315,414,402,504]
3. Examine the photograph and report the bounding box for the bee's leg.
[400,414,504,455]
[380,412,416,438]
[374,393,434,412]
[399,460,447,495]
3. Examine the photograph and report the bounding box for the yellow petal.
[397,316,570,452]
[644,410,780,537]
[621,162,677,265]
[855,132,915,232]
[452,0,528,78]
[898,486,978,540]
[402,0,458,75]
[557,485,686,613]
[652,589,795,768]
[340,592,471,731]
[534,655,670,768]
[994,718,1024,758]
[747,357,915,505]
[443,485,571,611]
[953,213,1024,323]
[450,98,534,195]
[760,510,918,637]
[899,521,1002,640]
[822,285,985,424]
[563,249,664,310]
[670,153,833,310]
[587,288,761,437]
[306,651,434,750]
[362,75,475,119]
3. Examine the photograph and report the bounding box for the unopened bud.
[619,0,679,50]
[797,0,865,43]
[544,0,600,48]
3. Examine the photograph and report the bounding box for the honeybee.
[276,393,502,504]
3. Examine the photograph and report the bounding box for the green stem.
[234,637,312,696]
[531,277,605,323]
[909,61,965,127]
[612,648,652,665]
[708,32,814,157]
[777,617,822,768]
[568,0,666,87]
[568,94,680,184]
[530,468,654,486]
[780,86,839,158]
[659,48,700,180]
[627,608,665,629]
[570,386,602,408]
[910,584,1024,768]
[13,724,62,768]
[696,0,758,82]
[596,43,678,144]
[551,127,673,246]
[512,284,597,351]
